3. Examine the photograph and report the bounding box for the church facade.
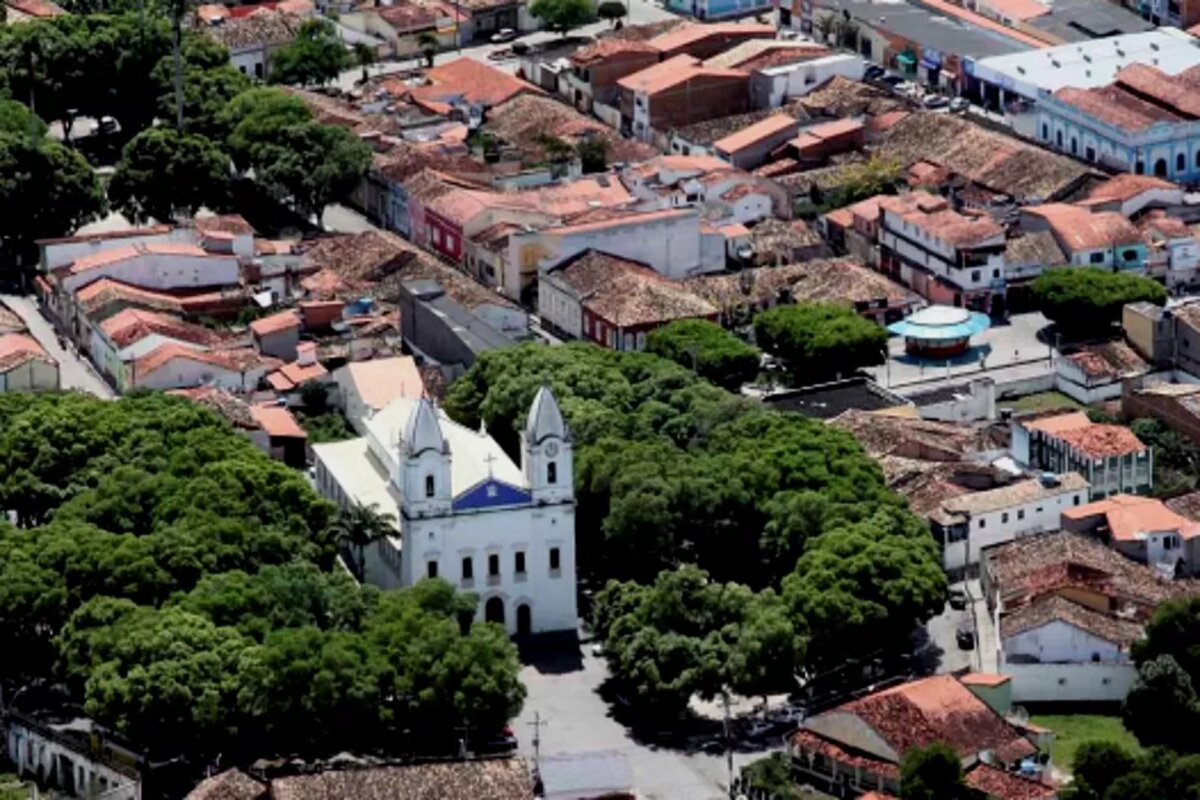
[311,386,578,636]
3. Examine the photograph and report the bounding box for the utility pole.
[527,712,546,763]
[27,50,37,147]
[722,693,733,796]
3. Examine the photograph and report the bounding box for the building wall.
[1004,619,1127,664]
[0,359,58,392]
[537,276,583,340]
[254,327,300,362]
[135,358,263,393]
[715,123,801,170]
[750,54,865,108]
[941,483,1086,573]
[1004,661,1138,703]
[59,253,240,295]
[41,230,180,271]
[644,75,752,136]
[540,213,707,280]
[426,209,465,262]
[7,723,140,800]
[1054,358,1130,404]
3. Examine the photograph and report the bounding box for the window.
[515,551,526,574]
[549,547,561,571]
[1074,495,1081,505]
[254,62,263,79]
[1001,512,1009,524]
[978,518,986,529]
[425,475,435,497]
[1017,509,1025,520]
[1089,252,1105,264]
[1041,123,1049,140]
[427,560,438,579]
[1178,153,1187,173]
[462,557,473,580]
[993,269,1000,278]
[1135,160,1145,175]
[1069,137,1077,155]
[1086,146,1095,162]
[971,270,981,282]
[547,461,557,485]
[1056,130,1063,147]
[488,554,500,577]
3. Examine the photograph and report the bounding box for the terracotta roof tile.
[206,7,304,49]
[959,673,1010,687]
[184,768,265,800]
[685,258,911,310]
[0,301,24,334]
[1064,341,1148,380]
[169,388,259,431]
[133,343,275,379]
[0,333,52,372]
[648,21,774,53]
[407,58,541,111]
[571,37,659,65]
[37,224,172,246]
[548,250,715,327]
[965,764,1057,800]
[269,760,535,800]
[100,308,220,348]
[250,310,302,337]
[616,53,701,93]
[195,214,255,237]
[1084,173,1180,204]
[790,730,900,780]
[6,0,66,17]
[1000,593,1145,647]
[1024,203,1141,251]
[249,403,307,439]
[713,113,798,155]
[1063,493,1200,542]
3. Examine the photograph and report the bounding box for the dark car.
[956,627,975,650]
[948,589,968,610]
[477,726,518,754]
[864,65,886,80]
[879,74,906,86]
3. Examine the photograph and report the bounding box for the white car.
[491,28,517,43]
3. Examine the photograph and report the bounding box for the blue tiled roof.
[452,477,531,511]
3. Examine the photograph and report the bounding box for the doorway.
[516,604,532,636]
[485,597,505,627]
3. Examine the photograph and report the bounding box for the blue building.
[667,0,771,19]
[1034,62,1200,184]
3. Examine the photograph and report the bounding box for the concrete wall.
[41,230,181,271]
[59,252,240,294]
[942,484,1086,573]
[751,53,865,108]
[135,357,264,393]
[1005,619,1127,664]
[540,213,707,280]
[7,723,140,800]
[1005,661,1138,703]
[0,358,59,392]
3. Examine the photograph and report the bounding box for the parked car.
[879,74,906,86]
[956,626,975,650]
[923,94,950,109]
[478,726,518,754]
[491,28,518,43]
[949,96,970,113]
[743,719,775,740]
[864,65,886,81]
[892,80,917,96]
[92,115,119,135]
[948,588,968,610]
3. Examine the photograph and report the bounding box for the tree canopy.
[646,318,761,391]
[1122,597,1200,753]
[1032,268,1166,337]
[1063,745,1200,800]
[899,742,967,800]
[109,126,232,223]
[445,343,945,708]
[269,18,351,87]
[0,393,524,761]
[528,0,595,33]
[753,302,888,382]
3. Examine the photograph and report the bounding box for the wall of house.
[646,75,751,136]
[254,327,300,362]
[0,359,59,392]
[750,53,865,108]
[942,485,1086,573]
[540,214,707,280]
[426,210,465,262]
[1004,619,1128,664]
[537,276,583,340]
[917,379,997,423]
[1053,358,1127,404]
[59,253,240,294]
[41,230,183,271]
[7,723,141,800]
[135,358,262,393]
[1005,661,1137,703]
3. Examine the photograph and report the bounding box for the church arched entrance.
[516,604,532,636]
[485,597,505,627]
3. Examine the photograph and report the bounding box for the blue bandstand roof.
[887,307,991,340]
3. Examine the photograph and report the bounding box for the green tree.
[269,18,351,87]
[899,742,967,800]
[753,302,887,382]
[333,501,395,581]
[353,41,375,84]
[152,37,252,140]
[813,13,836,43]
[646,319,761,391]
[1123,655,1200,752]
[1069,741,1139,800]
[575,136,609,173]
[1132,596,1200,680]
[417,31,438,68]
[253,120,371,222]
[1032,267,1166,337]
[529,0,595,35]
[597,0,626,24]
[221,86,312,169]
[109,127,232,223]
[740,753,804,799]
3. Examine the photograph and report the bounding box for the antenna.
[528,712,547,762]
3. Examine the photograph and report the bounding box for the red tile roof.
[546,208,693,236]
[616,54,701,93]
[809,675,1036,763]
[571,37,659,65]
[6,0,67,18]
[0,333,52,372]
[249,310,302,337]
[65,242,212,276]
[959,673,1011,687]
[964,764,1057,800]
[195,214,255,237]
[100,308,220,348]
[249,403,307,439]
[1063,493,1200,541]
[404,58,541,113]
[1024,204,1141,251]
[791,730,899,781]
[649,21,775,53]
[549,250,715,328]
[266,358,327,392]
[75,278,186,315]
[37,224,173,246]
[713,113,798,155]
[1084,173,1180,204]
[133,343,275,379]
[977,0,1049,20]
[1001,592,1146,646]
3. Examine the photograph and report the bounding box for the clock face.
[545,441,560,458]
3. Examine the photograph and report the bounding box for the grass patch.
[1030,714,1142,771]
[296,410,355,444]
[1005,391,1082,414]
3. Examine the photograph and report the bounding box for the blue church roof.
[452,478,532,511]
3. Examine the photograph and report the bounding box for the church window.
[549,547,561,572]
[425,475,435,497]
[547,461,557,485]
[515,551,526,575]
[488,554,500,577]
[462,557,473,580]
[427,560,438,579]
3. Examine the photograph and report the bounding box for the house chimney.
[297,341,318,366]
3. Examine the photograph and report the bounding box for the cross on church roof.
[484,452,497,478]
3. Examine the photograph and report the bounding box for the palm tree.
[813,14,836,45]
[333,501,396,581]
[168,0,188,129]
[353,42,375,85]
[417,31,438,69]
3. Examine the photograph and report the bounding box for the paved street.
[515,648,777,800]
[334,0,692,89]
[926,580,999,676]
[868,311,1055,392]
[1,294,115,399]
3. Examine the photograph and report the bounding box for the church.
[311,386,578,636]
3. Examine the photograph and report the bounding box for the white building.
[0,333,59,392]
[932,473,1090,579]
[312,387,578,635]
[997,595,1140,703]
[332,356,426,435]
[7,716,141,800]
[54,243,240,296]
[749,54,864,108]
